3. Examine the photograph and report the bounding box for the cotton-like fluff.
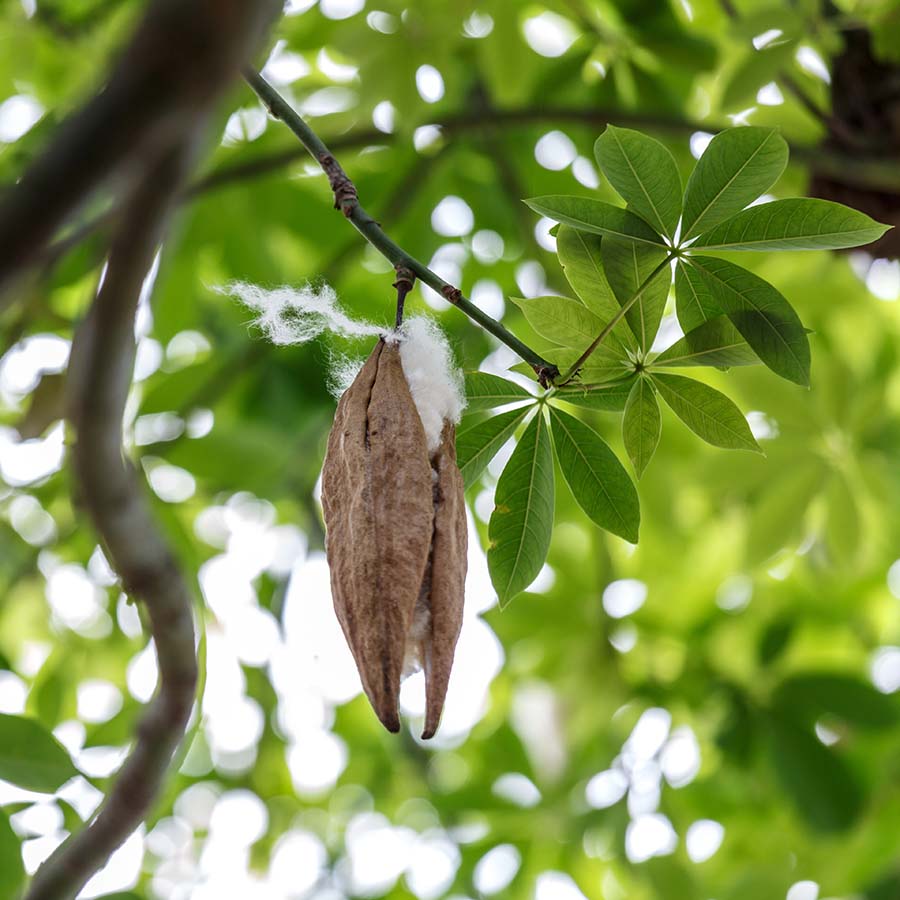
[221,280,466,447]
[219,280,383,345]
[395,317,465,452]
[223,279,469,737]
[326,351,366,401]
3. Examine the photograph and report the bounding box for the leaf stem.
[243,69,560,387]
[393,264,415,329]
[559,254,675,384]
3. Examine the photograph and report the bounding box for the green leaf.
[690,198,890,251]
[768,712,863,832]
[456,406,533,489]
[651,372,761,452]
[594,125,682,238]
[508,348,628,385]
[533,346,631,384]
[0,713,79,792]
[488,412,555,603]
[773,672,900,730]
[464,371,534,412]
[602,238,671,350]
[555,225,621,322]
[548,406,639,542]
[623,376,661,477]
[554,376,636,411]
[511,295,603,351]
[674,261,721,332]
[652,316,760,369]
[0,809,25,900]
[524,196,666,247]
[689,255,810,386]
[681,127,789,240]
[720,41,797,110]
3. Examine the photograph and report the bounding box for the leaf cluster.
[460,125,889,604]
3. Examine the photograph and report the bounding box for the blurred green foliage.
[2,1,900,899]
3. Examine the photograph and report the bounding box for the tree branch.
[243,68,560,386]
[1,1,287,895]
[0,0,282,299]
[26,140,198,900]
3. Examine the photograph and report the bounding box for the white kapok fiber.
[221,282,465,447]
[396,317,465,452]
[220,281,383,345]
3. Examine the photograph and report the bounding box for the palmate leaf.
[464,371,534,412]
[622,376,661,477]
[681,127,788,240]
[548,406,639,542]
[540,345,630,381]
[555,225,620,321]
[674,261,720,332]
[488,412,555,604]
[511,295,604,352]
[594,125,682,239]
[690,198,890,251]
[556,225,636,353]
[652,316,760,369]
[602,237,671,351]
[0,713,79,793]
[651,372,761,452]
[509,345,629,385]
[524,196,667,248]
[688,255,810,386]
[456,405,533,489]
[554,375,636,411]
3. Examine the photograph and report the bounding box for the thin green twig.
[243,68,560,386]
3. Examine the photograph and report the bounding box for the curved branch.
[243,69,560,386]
[26,141,198,900]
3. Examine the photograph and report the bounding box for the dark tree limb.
[26,139,198,900]
[0,0,282,298]
[0,1,286,897]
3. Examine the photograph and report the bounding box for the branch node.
[441,285,463,305]
[319,152,358,215]
[243,72,558,379]
[535,363,560,389]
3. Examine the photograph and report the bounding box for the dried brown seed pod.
[321,338,467,738]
